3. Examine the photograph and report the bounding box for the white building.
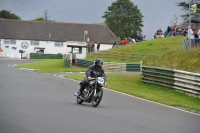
[0,19,117,59]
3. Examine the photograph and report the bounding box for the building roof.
[177,17,200,29]
[0,19,117,44]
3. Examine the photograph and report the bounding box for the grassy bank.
[86,36,200,73]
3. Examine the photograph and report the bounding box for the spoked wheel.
[76,96,84,104]
[91,87,103,107]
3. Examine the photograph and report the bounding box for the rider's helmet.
[95,58,103,68]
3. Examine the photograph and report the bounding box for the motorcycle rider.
[74,58,107,97]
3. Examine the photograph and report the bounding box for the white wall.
[0,39,113,59]
[94,43,113,51]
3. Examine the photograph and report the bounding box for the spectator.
[173,26,177,36]
[143,35,146,40]
[86,42,91,53]
[112,41,117,48]
[91,42,95,52]
[182,29,187,36]
[129,38,133,43]
[97,42,100,52]
[177,27,182,35]
[132,38,136,43]
[157,29,162,36]
[123,38,129,45]
[160,34,164,38]
[188,25,195,47]
[167,26,172,37]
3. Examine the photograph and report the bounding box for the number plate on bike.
[97,77,104,84]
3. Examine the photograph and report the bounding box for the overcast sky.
[0,0,187,40]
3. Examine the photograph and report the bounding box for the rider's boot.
[74,86,84,97]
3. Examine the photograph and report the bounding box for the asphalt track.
[0,58,200,133]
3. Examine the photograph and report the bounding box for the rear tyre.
[91,87,103,107]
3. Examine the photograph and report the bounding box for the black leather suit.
[79,65,107,94]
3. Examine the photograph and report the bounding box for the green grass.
[142,48,200,73]
[14,59,87,73]
[112,36,183,54]
[86,36,200,73]
[86,36,183,62]
[65,74,200,112]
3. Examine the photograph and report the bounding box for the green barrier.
[30,53,63,59]
[77,59,94,68]
[126,64,140,72]
[64,59,71,67]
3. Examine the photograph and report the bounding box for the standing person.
[173,26,177,36]
[112,41,117,48]
[167,26,172,37]
[97,42,100,52]
[86,42,91,53]
[91,42,95,52]
[188,25,195,48]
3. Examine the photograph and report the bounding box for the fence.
[92,50,150,62]
[64,59,71,67]
[76,59,140,72]
[30,53,63,59]
[141,66,200,98]
[182,38,200,50]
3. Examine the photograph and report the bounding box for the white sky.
[0,0,187,39]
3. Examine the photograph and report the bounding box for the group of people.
[112,33,147,48]
[86,41,100,53]
[153,26,189,39]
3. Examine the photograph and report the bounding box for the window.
[31,40,39,45]
[69,47,82,54]
[12,47,17,50]
[4,39,16,44]
[55,42,63,47]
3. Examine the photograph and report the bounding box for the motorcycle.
[74,77,105,107]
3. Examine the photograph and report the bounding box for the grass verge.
[65,74,200,113]
[14,59,87,73]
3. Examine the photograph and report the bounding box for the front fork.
[94,82,97,96]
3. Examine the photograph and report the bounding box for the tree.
[176,2,200,20]
[102,0,143,40]
[33,8,55,22]
[170,15,179,27]
[43,8,51,21]
[0,10,21,20]
[34,17,46,21]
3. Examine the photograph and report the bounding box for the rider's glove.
[104,82,108,87]
[88,76,92,80]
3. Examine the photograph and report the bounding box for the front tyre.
[91,87,103,107]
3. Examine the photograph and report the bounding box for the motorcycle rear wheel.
[91,87,103,107]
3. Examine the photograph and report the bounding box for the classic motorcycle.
[74,77,105,107]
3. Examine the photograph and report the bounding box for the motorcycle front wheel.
[91,87,103,107]
[76,96,83,104]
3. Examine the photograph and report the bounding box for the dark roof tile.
[0,19,117,44]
